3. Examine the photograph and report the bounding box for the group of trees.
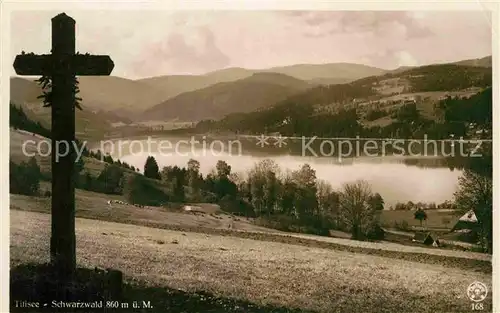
[406,64,491,92]
[10,104,51,138]
[390,201,452,211]
[437,87,492,128]
[140,155,386,240]
[10,157,43,196]
[9,143,492,250]
[453,143,492,253]
[87,149,138,172]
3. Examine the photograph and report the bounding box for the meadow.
[11,209,492,313]
[380,209,459,231]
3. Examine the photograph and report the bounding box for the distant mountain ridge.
[141,72,313,121]
[10,55,492,127]
[137,63,387,103]
[452,56,492,68]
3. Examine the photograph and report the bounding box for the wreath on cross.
[35,51,85,110]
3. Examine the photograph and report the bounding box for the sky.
[10,10,493,79]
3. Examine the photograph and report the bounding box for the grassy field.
[11,210,492,313]
[10,191,491,267]
[380,209,459,231]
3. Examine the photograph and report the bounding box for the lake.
[100,136,464,207]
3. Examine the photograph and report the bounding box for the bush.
[365,224,385,240]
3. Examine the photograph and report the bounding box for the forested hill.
[196,67,492,140]
[141,73,313,121]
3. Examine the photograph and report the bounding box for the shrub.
[365,224,385,240]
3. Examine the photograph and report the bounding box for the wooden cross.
[13,13,114,276]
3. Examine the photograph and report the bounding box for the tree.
[96,165,125,194]
[368,193,385,211]
[187,159,201,195]
[172,177,185,202]
[316,179,340,228]
[247,159,280,216]
[144,156,161,180]
[291,164,318,219]
[278,174,297,216]
[103,154,114,164]
[454,170,492,250]
[414,208,427,227]
[397,102,420,123]
[454,144,492,253]
[339,180,378,240]
[216,160,231,178]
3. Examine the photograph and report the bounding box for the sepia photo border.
[1,0,498,312]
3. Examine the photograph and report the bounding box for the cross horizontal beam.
[13,54,51,75]
[13,54,114,76]
[73,54,114,75]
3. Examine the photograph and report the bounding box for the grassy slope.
[10,189,491,266]
[10,129,108,176]
[11,210,492,313]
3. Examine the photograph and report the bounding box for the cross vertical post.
[50,13,77,277]
[13,12,114,281]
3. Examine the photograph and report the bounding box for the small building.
[183,205,204,213]
[412,232,437,246]
[452,209,478,232]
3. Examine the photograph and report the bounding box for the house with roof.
[451,209,479,232]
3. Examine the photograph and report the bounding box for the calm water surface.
[104,136,463,207]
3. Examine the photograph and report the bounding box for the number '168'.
[471,303,484,310]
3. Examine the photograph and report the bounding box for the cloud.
[131,26,230,77]
[362,49,418,69]
[283,11,433,40]
[396,51,418,67]
[10,10,491,78]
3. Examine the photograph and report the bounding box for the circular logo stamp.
[467,281,488,302]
